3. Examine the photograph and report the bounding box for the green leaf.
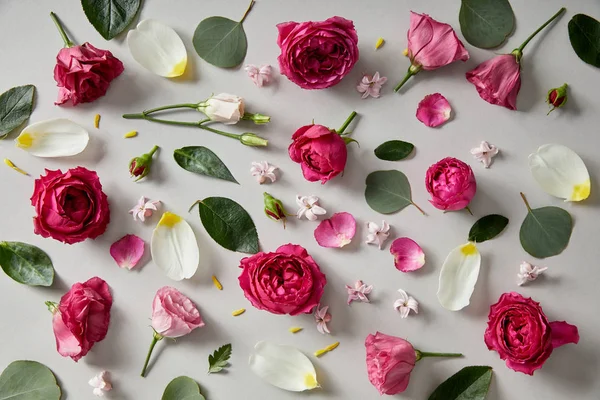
[174,146,238,184]
[81,0,142,40]
[0,85,35,139]
[161,376,205,400]
[365,170,424,214]
[195,197,259,254]
[428,366,493,400]
[0,242,54,286]
[0,360,62,400]
[568,14,600,68]
[374,140,414,161]
[468,214,509,243]
[459,0,515,49]
[208,343,232,374]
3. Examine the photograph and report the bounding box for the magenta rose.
[238,244,327,315]
[485,292,579,375]
[425,157,476,211]
[277,16,359,90]
[31,167,110,244]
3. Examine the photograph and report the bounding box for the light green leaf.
[428,366,493,400]
[568,14,600,68]
[0,85,35,139]
[365,170,424,215]
[0,242,54,286]
[0,360,61,400]
[459,0,515,49]
[81,0,142,40]
[374,140,414,161]
[161,376,205,400]
[468,214,509,243]
[208,343,232,374]
[174,146,238,183]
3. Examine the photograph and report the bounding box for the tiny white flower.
[89,371,112,397]
[393,289,418,318]
[296,195,326,221]
[517,261,548,286]
[245,64,273,87]
[345,280,373,305]
[365,220,390,249]
[471,141,499,168]
[129,196,161,222]
[250,161,277,184]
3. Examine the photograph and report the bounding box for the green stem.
[50,12,73,48]
[147,145,159,157]
[394,70,414,92]
[337,111,357,134]
[198,124,241,140]
[142,103,199,115]
[516,7,566,54]
[465,206,473,216]
[520,192,532,212]
[416,350,463,362]
[122,114,243,141]
[240,0,255,24]
[140,332,162,377]
[411,202,427,216]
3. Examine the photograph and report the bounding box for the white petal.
[249,341,319,392]
[529,143,590,201]
[437,242,481,311]
[15,118,89,157]
[151,212,199,280]
[127,19,187,77]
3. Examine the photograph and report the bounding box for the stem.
[140,333,162,377]
[411,202,427,216]
[394,69,415,92]
[143,103,199,115]
[337,111,357,134]
[50,12,73,48]
[147,145,159,157]
[520,192,532,212]
[516,7,566,53]
[239,0,255,24]
[416,351,463,361]
[465,206,473,216]
[122,114,242,141]
[199,125,241,140]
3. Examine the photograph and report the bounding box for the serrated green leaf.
[0,85,35,139]
[374,140,414,161]
[365,170,424,214]
[161,376,205,400]
[174,146,238,183]
[81,0,141,40]
[0,360,62,400]
[568,14,600,68]
[208,343,232,374]
[468,214,509,243]
[459,0,515,49]
[0,242,54,286]
[428,366,493,400]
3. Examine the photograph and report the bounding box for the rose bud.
[546,83,568,114]
[129,145,159,182]
[263,192,289,228]
[240,133,269,147]
[197,93,245,125]
[425,157,477,212]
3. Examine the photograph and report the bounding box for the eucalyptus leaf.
[459,0,515,49]
[0,360,62,400]
[374,140,414,161]
[81,0,142,40]
[0,85,35,139]
[161,376,205,400]
[208,343,232,374]
[519,193,573,258]
[174,146,238,183]
[365,170,425,215]
[0,242,54,286]
[468,214,509,243]
[428,366,493,400]
[194,197,259,254]
[568,14,600,68]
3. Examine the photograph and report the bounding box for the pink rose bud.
[546,83,568,114]
[129,145,159,182]
[425,157,476,211]
[263,192,288,228]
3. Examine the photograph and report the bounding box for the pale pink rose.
[390,238,425,272]
[314,212,356,248]
[466,54,521,110]
[151,287,204,338]
[365,332,416,395]
[416,93,452,127]
[109,234,144,270]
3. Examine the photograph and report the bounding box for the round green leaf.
[193,16,248,68]
[468,214,509,243]
[0,85,35,139]
[520,206,573,258]
[162,376,205,400]
[0,360,61,400]
[568,14,600,68]
[365,170,420,214]
[174,146,238,183]
[0,242,54,286]
[197,197,259,254]
[374,140,414,161]
[81,0,142,40]
[459,0,515,49]
[428,366,493,400]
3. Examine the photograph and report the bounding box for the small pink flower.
[393,289,419,318]
[89,370,112,397]
[245,64,273,87]
[250,161,277,184]
[390,238,425,272]
[518,261,548,286]
[346,280,373,305]
[314,304,331,334]
[365,221,390,249]
[110,234,145,270]
[314,212,356,248]
[357,71,387,99]
[471,141,499,168]
[129,196,160,222]
[416,93,451,127]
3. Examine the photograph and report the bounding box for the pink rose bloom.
[289,124,347,184]
[238,244,327,315]
[466,54,521,110]
[277,16,359,90]
[31,167,110,244]
[485,292,579,375]
[50,277,112,361]
[425,157,476,211]
[365,332,416,395]
[151,287,204,338]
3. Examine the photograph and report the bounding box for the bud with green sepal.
[129,145,159,182]
[546,83,568,115]
[263,192,290,228]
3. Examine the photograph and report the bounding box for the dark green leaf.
[468,214,509,243]
[0,85,35,139]
[174,146,238,184]
[196,197,259,254]
[365,170,422,214]
[0,242,54,286]
[428,366,493,400]
[161,376,205,400]
[568,14,600,68]
[0,360,62,400]
[81,0,141,40]
[193,16,248,68]
[374,140,414,161]
[459,0,515,49]
[208,343,232,374]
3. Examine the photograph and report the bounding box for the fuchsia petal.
[314,212,356,248]
[390,238,425,272]
[550,321,580,348]
[109,234,145,270]
[416,93,452,127]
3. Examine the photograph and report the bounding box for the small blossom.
[471,141,499,168]
[129,196,160,222]
[296,195,326,221]
[314,304,331,334]
[250,161,277,184]
[89,371,112,397]
[245,64,273,87]
[393,289,418,318]
[365,221,390,249]
[345,280,373,305]
[518,261,548,286]
[357,71,387,99]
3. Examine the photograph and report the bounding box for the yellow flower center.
[158,212,182,227]
[570,180,590,201]
[461,242,478,256]
[16,133,34,148]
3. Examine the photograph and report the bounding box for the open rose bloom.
[466,54,521,110]
[426,157,476,211]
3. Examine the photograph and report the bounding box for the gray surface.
[1,0,599,399]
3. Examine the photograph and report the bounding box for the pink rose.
[277,16,359,90]
[49,277,112,361]
[466,54,521,110]
[238,244,327,315]
[425,157,476,211]
[485,292,579,375]
[365,332,416,395]
[289,124,347,184]
[31,167,110,244]
[151,286,204,338]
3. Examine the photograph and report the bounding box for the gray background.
[1,0,599,399]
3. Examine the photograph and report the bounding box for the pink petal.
[550,321,579,348]
[390,238,425,272]
[314,212,356,248]
[109,234,145,270]
[416,93,452,127]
